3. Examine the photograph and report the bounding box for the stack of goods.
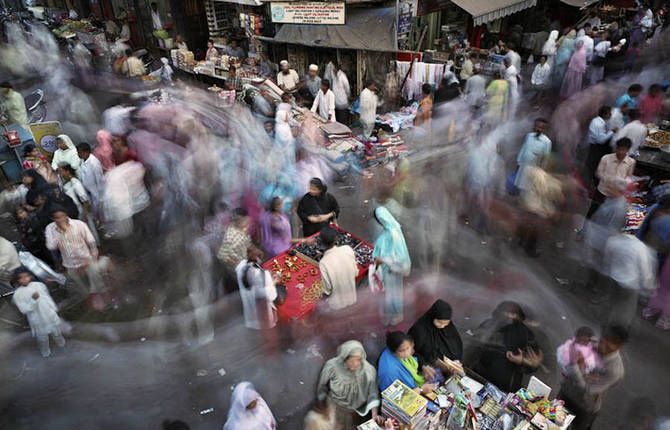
[381,380,430,430]
[326,137,362,153]
[172,50,195,72]
[624,203,647,232]
[239,13,265,36]
[360,134,410,168]
[508,389,572,429]
[194,61,216,76]
[376,104,418,133]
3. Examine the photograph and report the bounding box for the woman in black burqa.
[470,301,544,393]
[297,178,340,237]
[408,300,463,374]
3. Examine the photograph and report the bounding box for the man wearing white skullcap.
[277,60,300,92]
[304,64,322,102]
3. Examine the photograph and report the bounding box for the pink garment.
[556,338,599,374]
[243,189,262,243]
[639,93,663,124]
[94,130,116,171]
[559,43,586,99]
[259,210,292,257]
[647,256,670,318]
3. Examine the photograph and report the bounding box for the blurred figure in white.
[224,382,276,430]
[359,81,379,140]
[12,268,65,357]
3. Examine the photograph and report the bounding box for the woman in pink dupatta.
[94,130,116,171]
[560,40,587,99]
[639,84,664,124]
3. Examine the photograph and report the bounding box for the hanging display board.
[270,2,345,25]
[29,121,63,157]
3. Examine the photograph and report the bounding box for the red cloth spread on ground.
[262,227,373,322]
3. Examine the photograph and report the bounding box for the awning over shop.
[451,0,537,26]
[211,0,262,6]
[264,5,397,51]
[559,0,599,8]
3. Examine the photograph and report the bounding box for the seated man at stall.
[277,60,300,93]
[225,39,245,59]
[1,81,29,130]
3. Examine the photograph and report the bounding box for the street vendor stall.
[261,226,373,322]
[359,366,575,430]
[634,125,670,178]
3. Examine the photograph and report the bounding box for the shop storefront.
[258,2,397,96]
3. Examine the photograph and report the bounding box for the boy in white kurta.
[12,269,65,357]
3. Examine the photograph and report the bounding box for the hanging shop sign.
[270,2,345,25]
[29,121,63,156]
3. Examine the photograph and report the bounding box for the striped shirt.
[45,219,98,268]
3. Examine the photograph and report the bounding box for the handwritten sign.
[271,2,345,25]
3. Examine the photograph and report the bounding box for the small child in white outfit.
[12,268,65,357]
[556,326,599,375]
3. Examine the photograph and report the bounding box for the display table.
[364,369,574,430]
[261,226,374,322]
[635,148,670,178]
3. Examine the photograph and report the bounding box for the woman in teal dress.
[372,206,411,326]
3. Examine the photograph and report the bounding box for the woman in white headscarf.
[223,382,276,430]
[51,134,81,178]
[542,30,559,67]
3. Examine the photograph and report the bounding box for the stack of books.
[381,380,430,430]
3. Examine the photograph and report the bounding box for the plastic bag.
[506,168,520,196]
[368,263,384,292]
[18,251,67,285]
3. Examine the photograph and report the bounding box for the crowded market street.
[2,1,670,430]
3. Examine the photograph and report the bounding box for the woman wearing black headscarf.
[297,178,340,237]
[22,169,51,207]
[408,300,463,373]
[470,301,543,393]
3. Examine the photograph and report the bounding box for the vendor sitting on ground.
[121,49,146,77]
[408,300,463,374]
[378,331,438,394]
[277,60,300,93]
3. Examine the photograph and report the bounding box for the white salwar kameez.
[13,282,65,357]
[235,260,278,330]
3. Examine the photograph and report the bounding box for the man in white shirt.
[311,80,335,122]
[277,60,300,92]
[331,63,350,125]
[585,106,617,190]
[150,2,162,30]
[612,109,647,155]
[530,55,551,104]
[604,231,657,328]
[503,57,519,115]
[77,142,105,219]
[596,137,635,198]
[590,36,611,84]
[359,81,379,139]
[503,44,521,74]
[318,227,358,311]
